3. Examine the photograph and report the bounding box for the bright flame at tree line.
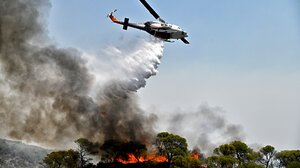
[117,152,200,164]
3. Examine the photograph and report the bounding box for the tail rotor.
[107,9,117,18]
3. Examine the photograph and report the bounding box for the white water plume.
[86,38,164,93]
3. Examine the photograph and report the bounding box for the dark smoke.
[167,104,245,154]
[0,0,161,148]
[0,0,243,154]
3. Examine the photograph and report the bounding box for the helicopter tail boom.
[107,9,121,23]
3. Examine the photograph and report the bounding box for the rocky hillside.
[0,139,50,168]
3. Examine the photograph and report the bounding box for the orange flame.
[117,153,167,164]
[117,154,139,164]
[191,152,199,160]
[147,154,168,162]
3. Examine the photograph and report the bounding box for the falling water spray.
[0,0,163,148]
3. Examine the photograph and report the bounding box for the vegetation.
[75,138,98,167]
[258,145,276,168]
[155,132,188,167]
[43,150,80,168]
[41,132,300,168]
[99,139,148,163]
[275,150,300,168]
[0,138,49,168]
[208,141,261,168]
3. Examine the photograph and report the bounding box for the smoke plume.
[0,0,163,148]
[167,104,245,154]
[0,0,244,155]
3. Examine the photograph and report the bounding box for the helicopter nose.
[182,31,188,37]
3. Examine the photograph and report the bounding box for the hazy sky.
[48,0,300,150]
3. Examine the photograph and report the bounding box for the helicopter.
[107,0,190,44]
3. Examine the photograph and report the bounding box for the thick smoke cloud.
[0,0,163,148]
[0,0,243,154]
[167,105,245,154]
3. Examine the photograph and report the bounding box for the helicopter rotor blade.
[139,0,160,20]
[181,38,190,44]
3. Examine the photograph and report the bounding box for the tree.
[231,141,251,164]
[286,161,300,168]
[43,150,80,168]
[75,138,99,168]
[207,155,237,168]
[243,162,264,168]
[276,150,300,167]
[209,143,237,168]
[172,155,189,168]
[214,144,235,156]
[171,149,204,168]
[208,141,259,168]
[155,132,188,168]
[258,145,276,168]
[100,139,123,163]
[230,140,260,166]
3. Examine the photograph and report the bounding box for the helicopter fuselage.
[145,21,188,40]
[109,15,188,42]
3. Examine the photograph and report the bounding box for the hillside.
[0,139,49,168]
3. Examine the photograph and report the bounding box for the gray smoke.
[0,0,163,148]
[167,104,245,155]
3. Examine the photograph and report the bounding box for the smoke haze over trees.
[0,136,299,168]
[40,134,300,168]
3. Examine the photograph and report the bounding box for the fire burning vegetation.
[0,0,247,167]
[43,132,204,168]
[116,153,167,164]
[2,0,299,168]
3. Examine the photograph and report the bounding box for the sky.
[48,0,300,150]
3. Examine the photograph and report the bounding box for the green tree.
[276,150,300,167]
[243,162,264,168]
[214,144,235,156]
[258,145,276,168]
[230,140,261,166]
[287,161,300,168]
[188,157,203,168]
[171,154,203,168]
[208,141,260,168]
[231,141,251,164]
[155,132,188,168]
[207,155,237,168]
[172,155,189,168]
[43,150,80,168]
[100,139,122,163]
